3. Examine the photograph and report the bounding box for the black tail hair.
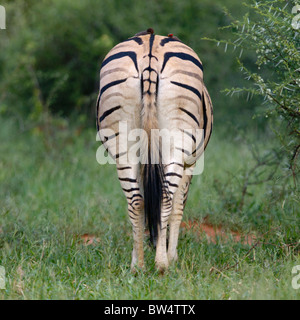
[140,41,163,247]
[143,158,164,247]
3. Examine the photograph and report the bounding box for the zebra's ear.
[167,33,181,41]
[134,28,154,36]
[147,28,154,34]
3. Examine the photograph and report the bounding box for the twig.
[291,144,300,187]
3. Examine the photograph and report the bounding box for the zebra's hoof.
[131,263,144,274]
[155,260,169,274]
[168,251,178,263]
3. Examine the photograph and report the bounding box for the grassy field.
[0,116,299,300]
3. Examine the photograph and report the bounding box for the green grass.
[0,116,299,300]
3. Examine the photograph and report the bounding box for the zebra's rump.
[97,31,213,167]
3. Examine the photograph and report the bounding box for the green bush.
[0,0,115,121]
[207,0,300,174]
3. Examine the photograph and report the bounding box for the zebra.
[96,28,213,272]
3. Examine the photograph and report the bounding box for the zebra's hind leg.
[155,190,172,272]
[129,200,144,272]
[117,164,145,272]
[155,162,184,272]
[167,190,184,263]
[168,167,193,263]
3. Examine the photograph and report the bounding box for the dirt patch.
[181,216,256,245]
[77,233,100,246]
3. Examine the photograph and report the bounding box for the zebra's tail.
[142,155,164,247]
[140,69,164,247]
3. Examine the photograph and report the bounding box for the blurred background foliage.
[0,0,263,129]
